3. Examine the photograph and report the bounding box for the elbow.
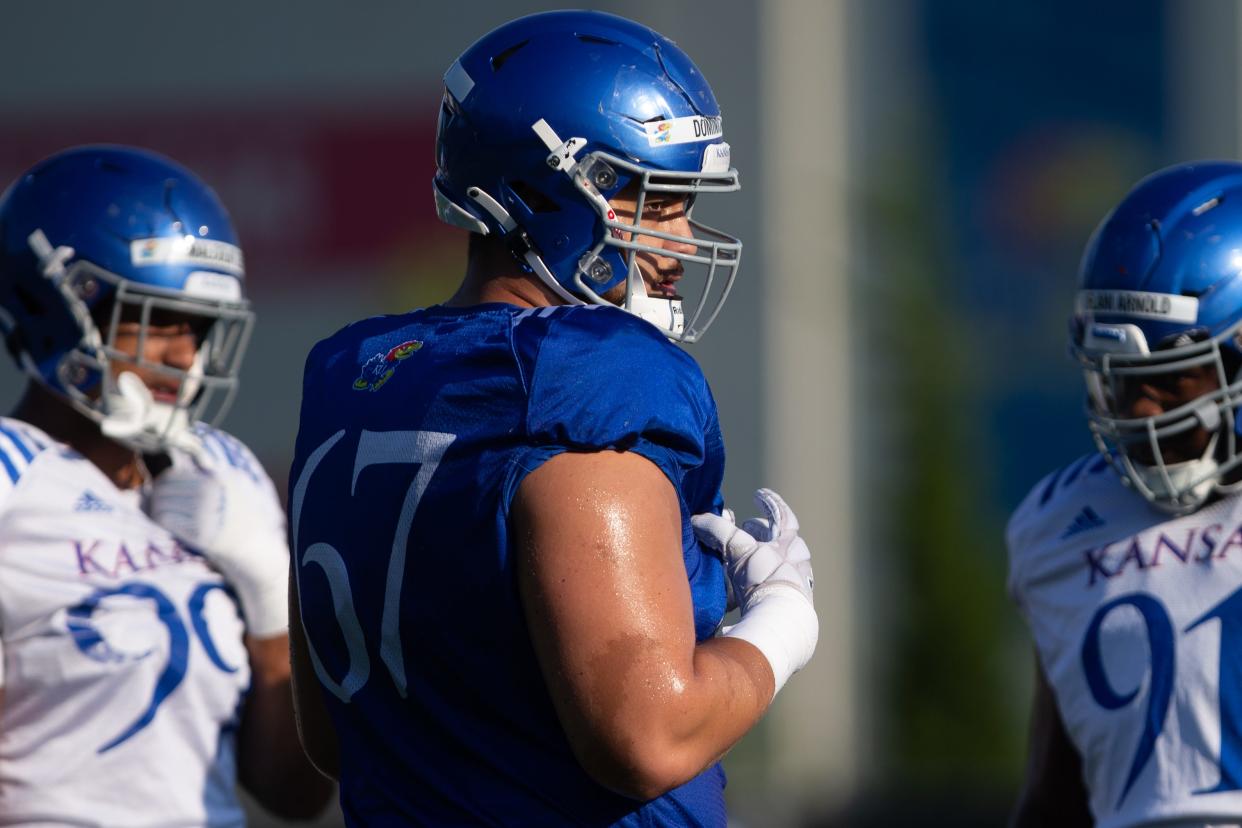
[557,681,719,800]
[574,735,705,801]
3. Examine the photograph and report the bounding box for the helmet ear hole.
[508,181,560,214]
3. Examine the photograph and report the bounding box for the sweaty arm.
[513,450,777,801]
[1010,655,1092,828]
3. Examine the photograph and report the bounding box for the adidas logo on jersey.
[1061,505,1105,539]
[73,490,112,513]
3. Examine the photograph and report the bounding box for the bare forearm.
[1011,659,1092,828]
[238,634,334,819]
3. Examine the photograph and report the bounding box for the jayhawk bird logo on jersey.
[353,340,422,392]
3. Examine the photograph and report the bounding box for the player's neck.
[11,382,146,490]
[445,273,562,308]
[445,234,565,309]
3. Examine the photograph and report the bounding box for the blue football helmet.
[0,145,254,451]
[433,10,741,343]
[1071,161,1242,512]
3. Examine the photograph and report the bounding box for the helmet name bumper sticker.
[644,115,723,146]
[1076,290,1199,323]
[131,237,244,275]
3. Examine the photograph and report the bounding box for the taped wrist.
[211,520,291,639]
[231,575,289,639]
[721,586,818,699]
[212,536,290,639]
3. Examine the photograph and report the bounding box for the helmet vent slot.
[575,33,621,46]
[491,40,529,72]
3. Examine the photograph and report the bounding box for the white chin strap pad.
[1133,431,1220,508]
[100,372,192,452]
[100,372,157,441]
[626,287,685,337]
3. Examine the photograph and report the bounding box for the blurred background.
[0,0,1234,825]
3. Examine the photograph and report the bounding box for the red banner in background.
[0,100,458,293]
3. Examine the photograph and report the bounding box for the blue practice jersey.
[289,303,730,827]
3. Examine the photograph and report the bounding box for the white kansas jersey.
[0,417,279,828]
[1009,453,1242,828]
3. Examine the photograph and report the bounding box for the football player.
[1008,161,1242,826]
[288,10,818,826]
[0,145,331,825]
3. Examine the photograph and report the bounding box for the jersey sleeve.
[0,419,57,686]
[1006,453,1111,617]
[504,306,718,509]
[1005,470,1059,619]
[0,418,50,515]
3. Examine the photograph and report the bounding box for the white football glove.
[147,434,290,638]
[691,488,818,698]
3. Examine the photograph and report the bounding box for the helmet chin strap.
[1132,430,1220,512]
[99,354,205,455]
[461,184,583,307]
[624,272,685,337]
[99,372,187,453]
